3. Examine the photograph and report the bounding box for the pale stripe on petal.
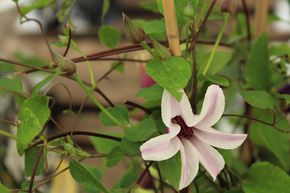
[140,135,181,161]
[194,127,247,149]
[162,89,196,128]
[190,137,225,180]
[193,85,225,129]
[179,139,199,190]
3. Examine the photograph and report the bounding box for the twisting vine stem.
[28,147,44,193]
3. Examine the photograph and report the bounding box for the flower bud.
[221,0,236,14]
[184,3,194,20]
[53,52,76,76]
[122,13,146,44]
[152,39,171,60]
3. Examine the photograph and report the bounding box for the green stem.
[140,41,156,58]
[86,60,96,88]
[73,74,128,128]
[203,13,230,75]
[0,129,17,140]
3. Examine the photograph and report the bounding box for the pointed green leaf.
[0,182,10,193]
[137,84,163,101]
[0,77,23,95]
[125,118,157,142]
[90,134,120,154]
[119,139,141,156]
[243,162,290,193]
[99,106,129,127]
[69,160,109,193]
[32,73,58,96]
[158,152,182,190]
[146,57,191,101]
[17,96,50,154]
[240,90,275,109]
[119,161,138,188]
[106,147,124,168]
[245,33,271,90]
[205,75,230,87]
[249,111,290,170]
[101,0,110,21]
[98,25,121,48]
[21,0,54,15]
[25,147,44,177]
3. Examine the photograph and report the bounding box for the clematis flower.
[140,85,247,190]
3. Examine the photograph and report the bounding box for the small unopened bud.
[221,0,236,14]
[184,3,194,19]
[122,13,146,44]
[53,52,76,76]
[152,39,171,60]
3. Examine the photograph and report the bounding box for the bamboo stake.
[162,0,181,56]
[254,0,269,37]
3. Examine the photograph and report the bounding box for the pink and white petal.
[161,90,181,127]
[194,128,247,149]
[179,139,199,190]
[140,135,181,161]
[191,137,225,180]
[166,123,182,136]
[194,85,225,129]
[161,89,196,127]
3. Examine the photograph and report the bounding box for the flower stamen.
[172,116,193,139]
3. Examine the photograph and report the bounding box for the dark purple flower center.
[171,116,193,139]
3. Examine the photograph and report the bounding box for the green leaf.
[56,0,75,22]
[63,141,90,158]
[111,61,125,74]
[83,167,102,193]
[134,19,166,40]
[32,73,58,96]
[245,33,271,90]
[157,0,196,25]
[90,134,120,154]
[110,189,128,193]
[106,147,124,168]
[125,118,157,142]
[25,147,44,177]
[17,96,50,155]
[242,162,290,193]
[0,77,23,95]
[21,0,54,15]
[240,90,275,109]
[249,111,290,170]
[119,161,138,188]
[119,139,141,156]
[0,182,10,193]
[99,106,129,127]
[101,0,110,21]
[17,108,41,155]
[0,62,14,73]
[281,94,290,105]
[204,75,230,87]
[98,25,121,48]
[146,57,191,101]
[158,152,182,190]
[69,160,109,193]
[137,84,163,101]
[140,1,159,13]
[22,96,50,125]
[15,51,49,67]
[270,44,290,57]
[197,47,233,75]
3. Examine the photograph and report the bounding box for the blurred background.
[0,0,289,192]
